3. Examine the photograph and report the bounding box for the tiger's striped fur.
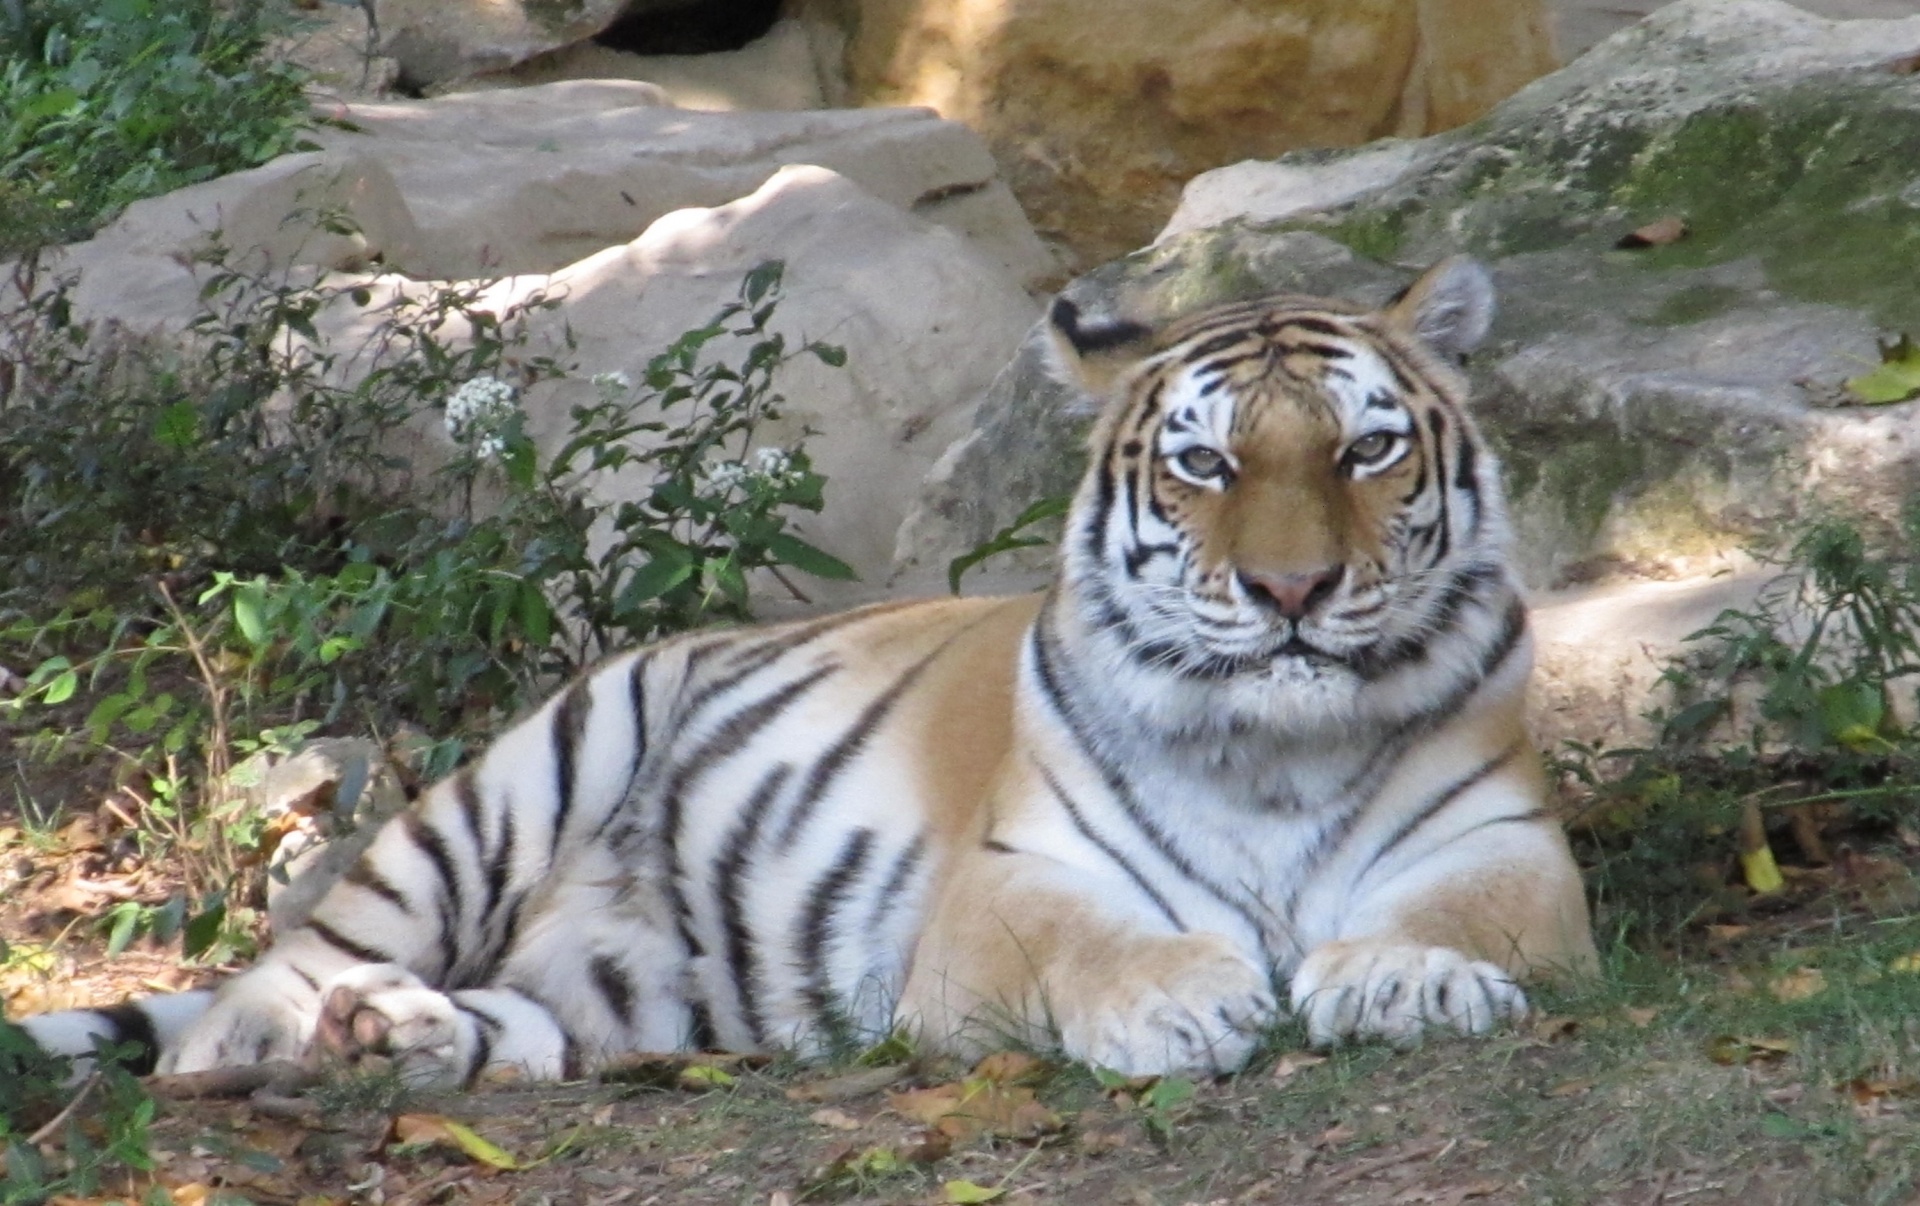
[18,258,1595,1083]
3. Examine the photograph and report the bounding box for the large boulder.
[48,80,1052,331]
[376,0,682,90]
[21,84,1048,599]
[893,0,1920,744]
[802,0,1559,269]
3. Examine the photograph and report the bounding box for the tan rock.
[806,0,1557,267]
[376,0,653,88]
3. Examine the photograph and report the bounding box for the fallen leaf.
[808,1107,862,1132]
[888,1080,1062,1142]
[943,1180,1006,1204]
[1840,1076,1920,1105]
[391,1114,518,1169]
[1316,1122,1358,1149]
[1706,924,1751,943]
[1845,334,1920,405]
[1738,800,1785,894]
[1270,1051,1329,1084]
[1616,216,1688,248]
[1707,1035,1796,1066]
[970,1051,1053,1085]
[1891,952,1920,974]
[598,1051,768,1089]
[1770,967,1827,1002]
[785,1065,906,1103]
[677,1061,736,1089]
[1530,1016,1579,1043]
[1546,1077,1595,1098]
[1078,1126,1131,1155]
[1623,1007,1661,1028]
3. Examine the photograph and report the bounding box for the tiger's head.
[1045,258,1523,733]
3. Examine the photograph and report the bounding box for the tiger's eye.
[1175,446,1230,480]
[1345,432,1398,466]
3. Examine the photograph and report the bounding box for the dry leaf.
[888,1080,1063,1142]
[1706,924,1751,943]
[1270,1051,1328,1084]
[1616,216,1688,248]
[1545,1078,1595,1098]
[1770,967,1827,1002]
[1707,1035,1796,1066]
[1623,1007,1660,1028]
[1531,1015,1579,1042]
[785,1065,905,1103]
[391,1114,518,1169]
[970,1051,1053,1085]
[808,1107,862,1132]
[1316,1122,1358,1149]
[943,1180,1007,1204]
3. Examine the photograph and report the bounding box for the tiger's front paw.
[313,965,477,1089]
[1062,935,1278,1077]
[1290,940,1526,1049]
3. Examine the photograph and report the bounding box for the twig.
[28,1072,101,1145]
[1755,782,1920,812]
[768,564,813,606]
[144,1059,315,1099]
[1321,1140,1449,1188]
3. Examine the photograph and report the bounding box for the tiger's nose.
[1239,565,1344,619]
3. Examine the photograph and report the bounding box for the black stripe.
[1282,317,1348,339]
[1187,330,1255,360]
[1293,340,1357,362]
[402,811,464,968]
[1423,409,1453,567]
[344,861,411,913]
[866,834,927,940]
[482,799,517,934]
[797,827,876,1036]
[1080,455,1117,570]
[1354,744,1525,884]
[982,839,1019,854]
[1028,610,1265,938]
[454,1002,500,1084]
[452,768,485,862]
[715,763,795,1045]
[1036,762,1186,930]
[308,919,399,965]
[676,605,907,726]
[774,630,975,851]
[549,679,591,855]
[92,1004,160,1075]
[1352,561,1505,681]
[661,665,839,977]
[590,954,638,1023]
[291,966,321,992]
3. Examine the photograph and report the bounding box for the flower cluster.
[444,376,519,460]
[591,370,633,399]
[699,446,800,496]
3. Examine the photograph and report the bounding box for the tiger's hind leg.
[306,843,694,1087]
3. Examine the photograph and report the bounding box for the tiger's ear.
[1382,256,1495,360]
[1043,296,1156,402]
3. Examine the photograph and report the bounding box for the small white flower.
[751,446,792,479]
[700,460,748,493]
[444,376,519,459]
[592,370,633,397]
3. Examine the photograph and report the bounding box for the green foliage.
[947,495,1070,594]
[2,240,851,954]
[1567,505,1920,942]
[0,1020,157,1205]
[0,0,316,253]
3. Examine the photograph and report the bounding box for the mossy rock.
[897,0,1920,591]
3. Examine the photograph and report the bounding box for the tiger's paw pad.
[1069,939,1277,1077]
[1290,941,1526,1049]
[313,965,476,1089]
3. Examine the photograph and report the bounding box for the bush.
[0,0,315,254]
[2,241,850,947]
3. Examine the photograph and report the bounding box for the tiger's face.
[1049,258,1509,719]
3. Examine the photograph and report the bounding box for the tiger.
[15,256,1596,1087]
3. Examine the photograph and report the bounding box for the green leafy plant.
[3,241,852,966]
[0,0,316,254]
[947,495,1069,593]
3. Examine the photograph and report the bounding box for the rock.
[807,0,1558,269]
[230,738,409,932]
[376,0,684,90]
[904,0,1920,594]
[444,17,847,112]
[302,82,1052,285]
[41,162,1036,602]
[43,80,1052,338]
